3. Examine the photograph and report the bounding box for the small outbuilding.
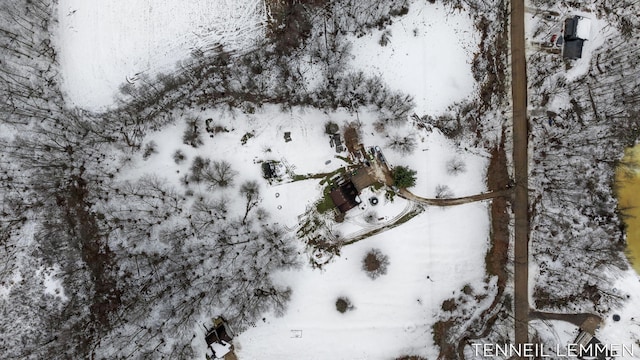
[204,317,235,360]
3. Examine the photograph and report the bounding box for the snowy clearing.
[233,204,490,360]
[126,100,492,359]
[56,0,266,110]
[598,270,640,359]
[349,2,478,116]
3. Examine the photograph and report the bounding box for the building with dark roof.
[563,16,592,59]
[329,181,361,213]
[204,317,234,360]
[564,17,578,40]
[564,39,585,60]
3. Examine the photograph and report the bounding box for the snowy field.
[125,103,492,359]
[56,0,266,110]
[233,204,489,360]
[598,270,640,359]
[350,2,478,116]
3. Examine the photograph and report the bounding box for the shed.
[573,332,609,360]
[205,317,235,360]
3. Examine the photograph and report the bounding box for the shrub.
[362,248,390,279]
[189,156,210,183]
[335,297,354,313]
[379,30,392,46]
[173,150,186,164]
[183,117,203,148]
[325,121,340,135]
[241,132,255,145]
[364,211,378,224]
[392,166,417,188]
[435,184,453,199]
[387,134,416,154]
[142,141,157,160]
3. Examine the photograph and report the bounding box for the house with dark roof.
[329,181,361,214]
[563,16,591,59]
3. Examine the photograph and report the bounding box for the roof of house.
[565,16,591,41]
[564,17,578,40]
[207,341,231,359]
[329,181,360,213]
[563,39,585,59]
[262,162,275,179]
[576,17,591,40]
[205,319,233,345]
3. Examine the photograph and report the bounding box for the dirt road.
[530,311,602,334]
[399,189,512,206]
[510,0,530,350]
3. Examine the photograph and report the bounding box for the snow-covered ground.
[598,269,640,359]
[53,0,491,358]
[363,129,489,199]
[127,101,491,359]
[234,203,489,360]
[56,0,266,110]
[349,2,478,116]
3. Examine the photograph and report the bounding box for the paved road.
[510,0,530,350]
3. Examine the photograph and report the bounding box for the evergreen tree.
[392,166,417,188]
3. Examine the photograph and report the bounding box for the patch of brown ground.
[486,140,510,285]
[224,350,239,360]
[343,123,361,155]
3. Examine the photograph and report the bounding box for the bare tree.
[361,248,390,279]
[435,184,454,199]
[188,156,210,183]
[446,157,467,175]
[387,134,417,154]
[202,160,237,189]
[239,180,261,225]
